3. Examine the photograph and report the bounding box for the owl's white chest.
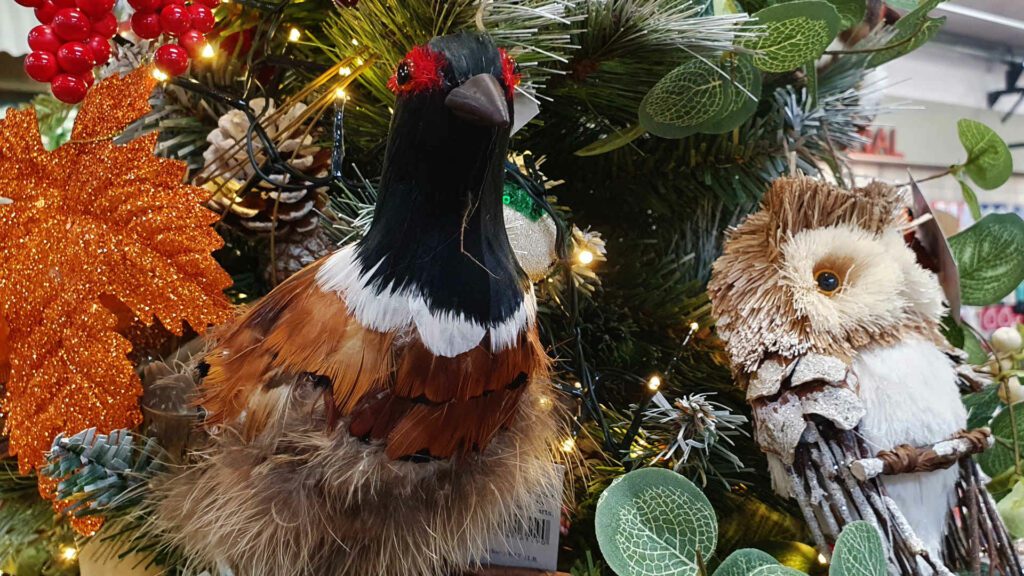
[851,338,967,452]
[851,338,968,565]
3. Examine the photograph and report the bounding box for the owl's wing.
[749,354,1022,576]
[748,354,941,573]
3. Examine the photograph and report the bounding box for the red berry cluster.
[129,0,216,77]
[19,0,116,103]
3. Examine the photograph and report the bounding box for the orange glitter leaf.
[0,68,233,473]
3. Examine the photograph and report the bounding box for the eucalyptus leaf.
[595,468,717,576]
[575,124,646,157]
[742,1,840,72]
[885,0,921,9]
[694,54,763,134]
[979,405,1024,478]
[830,521,887,576]
[713,549,805,576]
[948,213,1024,306]
[866,0,945,68]
[827,0,866,28]
[963,384,1000,430]
[958,179,982,221]
[997,480,1024,537]
[640,59,725,138]
[958,119,1014,190]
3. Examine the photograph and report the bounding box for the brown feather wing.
[199,261,393,437]
[349,329,547,460]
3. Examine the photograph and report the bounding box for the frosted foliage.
[613,485,716,576]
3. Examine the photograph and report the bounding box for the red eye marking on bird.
[387,45,447,94]
[498,48,521,98]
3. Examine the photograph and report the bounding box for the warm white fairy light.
[339,66,352,76]
[577,249,595,265]
[560,437,576,452]
[200,43,215,59]
[334,87,348,100]
[151,68,169,82]
[61,547,77,561]
[350,38,359,46]
[817,553,828,565]
[647,375,662,392]
[354,57,365,66]
[288,28,302,42]
[689,321,699,332]
[573,381,582,390]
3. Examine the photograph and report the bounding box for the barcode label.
[479,464,563,572]
[508,515,552,547]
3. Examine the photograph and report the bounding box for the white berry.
[1000,376,1024,405]
[992,326,1023,355]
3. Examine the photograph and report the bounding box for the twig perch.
[849,429,993,482]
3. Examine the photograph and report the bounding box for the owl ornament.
[708,177,1022,575]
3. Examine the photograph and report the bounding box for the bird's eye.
[815,270,841,295]
[387,45,446,94]
[395,62,412,86]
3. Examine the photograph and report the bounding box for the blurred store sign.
[852,126,904,158]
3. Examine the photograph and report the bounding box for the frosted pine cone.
[200,98,329,236]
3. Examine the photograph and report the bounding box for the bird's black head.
[356,33,528,329]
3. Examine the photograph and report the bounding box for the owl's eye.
[815,270,841,295]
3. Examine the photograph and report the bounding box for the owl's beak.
[445,74,510,128]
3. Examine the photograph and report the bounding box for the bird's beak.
[445,74,510,128]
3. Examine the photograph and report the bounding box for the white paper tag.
[511,92,541,136]
[480,464,564,572]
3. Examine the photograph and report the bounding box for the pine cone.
[265,226,333,285]
[200,98,329,236]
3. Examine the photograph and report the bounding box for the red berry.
[74,0,113,17]
[194,0,219,7]
[90,12,117,37]
[24,51,59,82]
[177,29,204,58]
[52,8,92,41]
[161,0,184,6]
[127,0,161,10]
[53,0,76,8]
[159,4,190,36]
[56,41,94,73]
[78,69,95,87]
[86,35,111,64]
[51,73,88,103]
[14,0,43,9]
[186,4,213,33]
[34,0,58,24]
[130,11,162,39]
[27,25,63,53]
[154,43,189,75]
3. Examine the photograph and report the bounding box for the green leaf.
[827,0,866,28]
[713,549,805,576]
[595,468,717,576]
[742,1,841,73]
[866,0,945,68]
[575,124,646,156]
[949,213,1024,306]
[640,59,726,138]
[963,326,988,366]
[694,54,763,134]
[997,480,1024,537]
[830,521,887,576]
[714,0,744,15]
[958,179,982,221]
[958,119,1014,190]
[885,0,921,9]
[979,405,1024,478]
[964,384,1001,430]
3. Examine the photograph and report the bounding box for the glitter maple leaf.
[0,68,232,472]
